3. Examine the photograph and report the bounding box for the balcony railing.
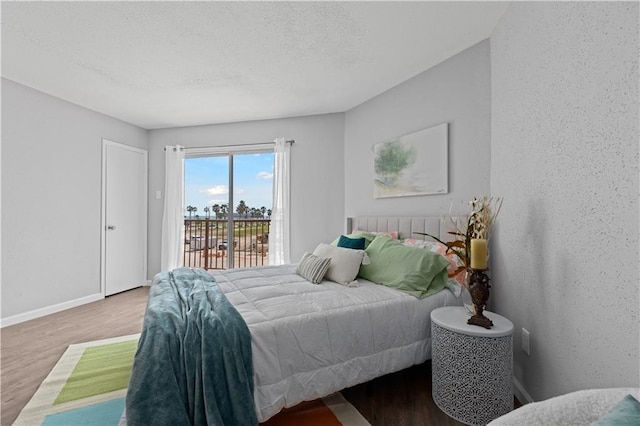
[183,219,270,270]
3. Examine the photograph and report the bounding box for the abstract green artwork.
[373,123,448,198]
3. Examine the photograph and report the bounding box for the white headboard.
[346,216,460,243]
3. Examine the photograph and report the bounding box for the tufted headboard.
[346,216,461,243]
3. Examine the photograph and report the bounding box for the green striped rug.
[14,334,140,426]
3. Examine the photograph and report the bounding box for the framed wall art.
[373,122,448,198]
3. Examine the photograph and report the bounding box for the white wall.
[344,40,491,218]
[147,113,345,278]
[491,2,639,401]
[1,78,148,322]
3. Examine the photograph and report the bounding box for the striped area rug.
[14,335,370,426]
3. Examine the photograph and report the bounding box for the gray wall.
[1,78,148,320]
[147,113,345,278]
[491,2,639,401]
[344,40,491,218]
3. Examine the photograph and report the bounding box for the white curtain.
[161,145,185,271]
[269,138,291,265]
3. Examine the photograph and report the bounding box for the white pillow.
[312,243,365,287]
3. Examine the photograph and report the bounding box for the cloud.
[202,185,228,195]
[257,171,273,180]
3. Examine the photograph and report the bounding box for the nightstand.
[431,306,514,425]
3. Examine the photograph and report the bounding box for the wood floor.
[1,287,150,425]
[1,286,465,426]
[342,363,463,426]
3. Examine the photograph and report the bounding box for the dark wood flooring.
[342,362,464,426]
[1,286,501,426]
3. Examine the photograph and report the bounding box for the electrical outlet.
[522,328,531,356]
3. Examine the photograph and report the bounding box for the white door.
[102,140,147,296]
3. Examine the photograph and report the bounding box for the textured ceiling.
[1,2,508,130]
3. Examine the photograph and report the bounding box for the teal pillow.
[359,235,449,298]
[331,232,376,249]
[337,235,366,250]
[592,394,640,426]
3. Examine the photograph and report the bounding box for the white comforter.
[212,264,461,422]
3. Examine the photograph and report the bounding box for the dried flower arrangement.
[416,196,503,278]
[469,196,502,240]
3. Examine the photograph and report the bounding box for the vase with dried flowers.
[415,196,502,315]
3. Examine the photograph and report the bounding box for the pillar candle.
[470,238,488,269]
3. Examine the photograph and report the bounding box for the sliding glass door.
[183,150,274,270]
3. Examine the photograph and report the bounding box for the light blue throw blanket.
[126,268,257,426]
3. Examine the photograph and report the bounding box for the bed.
[127,216,463,425]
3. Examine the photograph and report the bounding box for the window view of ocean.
[182,151,275,270]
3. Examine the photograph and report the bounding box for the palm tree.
[220,203,228,219]
[212,204,220,219]
[260,206,266,218]
[186,205,196,219]
[203,206,210,219]
[236,200,248,218]
[267,209,272,218]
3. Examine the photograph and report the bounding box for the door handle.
[107,225,116,231]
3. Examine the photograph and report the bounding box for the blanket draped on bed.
[126,267,257,426]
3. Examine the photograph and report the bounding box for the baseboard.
[0,293,104,328]
[144,280,152,286]
[513,376,534,405]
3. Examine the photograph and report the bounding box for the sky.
[184,152,274,217]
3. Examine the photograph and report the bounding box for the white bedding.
[212,264,461,422]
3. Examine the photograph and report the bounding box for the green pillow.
[359,235,449,298]
[592,394,640,426]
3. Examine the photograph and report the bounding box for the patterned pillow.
[403,238,437,249]
[444,278,462,297]
[403,239,465,286]
[295,252,331,284]
[353,229,399,240]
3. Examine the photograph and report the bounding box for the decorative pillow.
[403,238,438,249]
[312,243,366,287]
[295,252,331,284]
[444,278,462,297]
[403,239,465,286]
[331,232,376,249]
[337,235,366,250]
[353,229,399,240]
[592,394,640,426]
[359,235,449,298]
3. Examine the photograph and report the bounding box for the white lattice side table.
[431,306,514,426]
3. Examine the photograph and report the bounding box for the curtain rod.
[164,140,294,151]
